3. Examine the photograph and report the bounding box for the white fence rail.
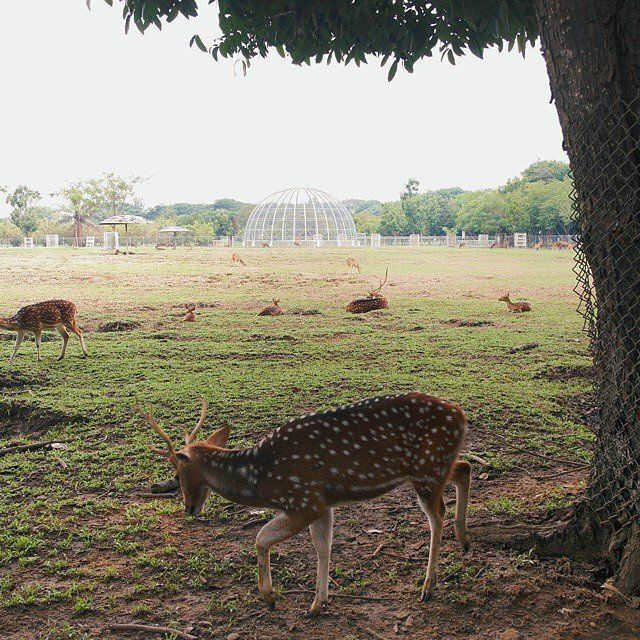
[0,233,577,249]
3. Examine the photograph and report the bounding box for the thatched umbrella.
[158,225,190,248]
[99,215,148,254]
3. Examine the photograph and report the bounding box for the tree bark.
[533,0,640,595]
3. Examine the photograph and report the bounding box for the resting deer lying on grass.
[346,268,389,314]
[258,299,282,316]
[0,300,88,363]
[138,393,471,615]
[498,293,532,313]
[231,253,246,266]
[184,305,196,322]
[345,257,361,273]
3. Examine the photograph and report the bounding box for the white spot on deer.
[329,449,336,455]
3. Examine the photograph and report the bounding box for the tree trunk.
[533,0,640,595]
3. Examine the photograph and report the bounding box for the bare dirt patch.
[97,320,142,332]
[0,401,82,438]
[442,318,496,328]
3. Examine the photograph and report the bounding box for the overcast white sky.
[0,1,566,215]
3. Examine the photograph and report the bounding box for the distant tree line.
[1,161,571,242]
[350,160,572,236]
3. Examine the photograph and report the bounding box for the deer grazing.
[0,300,89,363]
[345,257,361,274]
[184,304,197,322]
[552,240,574,251]
[261,242,270,248]
[231,253,246,266]
[346,268,389,314]
[498,293,532,313]
[258,299,282,316]
[139,393,471,615]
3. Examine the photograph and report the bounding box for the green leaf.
[387,59,398,81]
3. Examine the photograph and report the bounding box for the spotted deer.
[498,293,532,313]
[346,268,389,314]
[258,299,282,317]
[345,257,361,274]
[139,393,471,615]
[534,240,543,250]
[231,252,246,266]
[0,300,88,363]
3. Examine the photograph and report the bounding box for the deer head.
[369,268,388,298]
[137,399,229,516]
[273,299,280,306]
[497,293,510,302]
[0,317,19,331]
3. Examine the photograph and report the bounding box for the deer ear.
[206,425,230,447]
[176,452,191,465]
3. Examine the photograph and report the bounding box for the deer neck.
[0,317,19,331]
[196,444,265,507]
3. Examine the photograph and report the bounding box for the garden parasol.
[99,215,148,254]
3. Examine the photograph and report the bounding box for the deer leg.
[56,325,70,361]
[307,508,334,616]
[67,321,88,356]
[9,332,24,363]
[34,330,42,362]
[413,481,445,602]
[255,511,316,610]
[450,460,472,551]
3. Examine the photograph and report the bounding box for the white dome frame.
[243,187,359,247]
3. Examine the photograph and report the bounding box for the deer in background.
[183,305,197,322]
[552,240,574,250]
[139,393,471,615]
[258,299,282,316]
[0,300,89,363]
[231,253,246,266]
[346,268,389,313]
[498,293,532,313]
[294,237,302,248]
[534,240,543,250]
[345,257,361,274]
[458,241,466,249]
[261,242,271,248]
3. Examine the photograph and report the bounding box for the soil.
[97,321,143,332]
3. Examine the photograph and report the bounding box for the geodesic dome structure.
[243,187,359,247]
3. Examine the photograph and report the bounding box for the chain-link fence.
[569,93,640,543]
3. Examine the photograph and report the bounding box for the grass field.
[0,246,636,640]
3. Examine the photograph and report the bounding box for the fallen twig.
[369,542,385,558]
[534,465,589,481]
[379,550,422,562]
[0,440,67,457]
[462,452,490,465]
[54,456,68,470]
[108,623,197,640]
[136,492,180,499]
[493,435,586,468]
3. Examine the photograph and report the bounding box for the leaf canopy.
[103,1,539,76]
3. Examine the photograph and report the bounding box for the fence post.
[24,237,34,248]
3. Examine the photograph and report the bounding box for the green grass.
[0,245,594,635]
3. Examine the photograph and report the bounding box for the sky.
[0,1,566,216]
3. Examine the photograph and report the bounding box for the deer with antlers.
[231,253,246,266]
[498,293,532,313]
[0,300,89,363]
[138,393,471,615]
[346,268,389,314]
[258,299,282,316]
[345,257,361,274]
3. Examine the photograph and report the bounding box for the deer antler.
[370,268,388,295]
[185,399,208,445]
[136,402,176,461]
